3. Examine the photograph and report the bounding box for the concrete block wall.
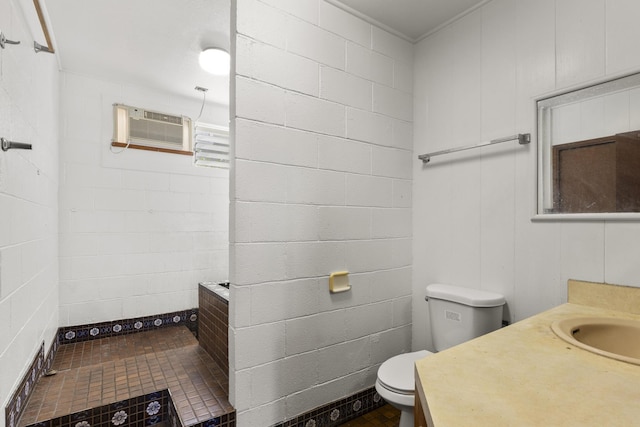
[230,0,413,424]
[0,0,60,420]
[58,72,230,326]
[413,0,640,351]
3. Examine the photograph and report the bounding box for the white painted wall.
[0,0,60,420]
[413,0,640,351]
[229,0,413,424]
[58,72,230,326]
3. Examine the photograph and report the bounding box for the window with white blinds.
[193,123,230,168]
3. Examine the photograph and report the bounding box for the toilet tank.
[426,284,505,352]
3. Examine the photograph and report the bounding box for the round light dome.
[198,48,230,76]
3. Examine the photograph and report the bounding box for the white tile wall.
[235,119,319,168]
[372,84,412,122]
[317,337,370,383]
[285,92,346,137]
[234,321,286,369]
[286,16,345,69]
[345,42,394,87]
[318,134,372,174]
[58,72,229,325]
[236,77,286,126]
[345,108,392,147]
[413,0,640,351]
[318,1,370,46]
[0,0,60,416]
[320,66,372,111]
[346,175,393,207]
[231,0,413,423]
[285,241,347,279]
[236,35,319,96]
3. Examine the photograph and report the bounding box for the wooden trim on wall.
[111,141,193,156]
[33,0,55,53]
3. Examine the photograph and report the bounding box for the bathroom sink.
[551,317,640,365]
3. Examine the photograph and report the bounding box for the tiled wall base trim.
[57,309,199,344]
[21,389,235,427]
[271,387,384,427]
[5,338,59,427]
[24,390,171,427]
[5,345,41,427]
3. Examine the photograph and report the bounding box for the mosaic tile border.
[24,390,171,427]
[20,388,235,427]
[6,344,41,427]
[57,309,199,344]
[271,387,384,427]
[44,333,60,376]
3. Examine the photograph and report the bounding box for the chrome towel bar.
[418,133,530,164]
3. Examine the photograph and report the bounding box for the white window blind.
[193,123,230,168]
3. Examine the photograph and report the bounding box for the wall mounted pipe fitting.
[0,31,21,49]
[1,138,32,151]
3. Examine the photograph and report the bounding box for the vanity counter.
[415,281,640,426]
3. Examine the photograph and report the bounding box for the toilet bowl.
[375,350,431,427]
[375,284,505,427]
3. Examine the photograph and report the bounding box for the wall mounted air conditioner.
[113,104,192,152]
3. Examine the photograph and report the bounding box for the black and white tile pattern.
[271,387,383,427]
[24,390,170,427]
[4,341,54,427]
[57,309,199,344]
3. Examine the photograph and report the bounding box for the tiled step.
[19,327,234,427]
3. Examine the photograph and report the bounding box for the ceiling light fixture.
[199,48,230,76]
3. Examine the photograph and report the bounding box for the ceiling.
[43,0,230,106]
[332,0,487,41]
[42,0,485,107]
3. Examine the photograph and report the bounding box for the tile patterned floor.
[338,404,400,426]
[19,326,233,427]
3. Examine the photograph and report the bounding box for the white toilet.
[375,284,505,427]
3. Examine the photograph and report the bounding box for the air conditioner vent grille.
[194,123,230,168]
[143,110,183,125]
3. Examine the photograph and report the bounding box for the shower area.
[2,0,234,425]
[14,292,234,427]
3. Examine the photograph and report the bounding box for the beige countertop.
[415,281,640,426]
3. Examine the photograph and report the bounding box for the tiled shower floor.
[19,326,233,427]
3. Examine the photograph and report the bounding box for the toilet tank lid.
[426,284,505,307]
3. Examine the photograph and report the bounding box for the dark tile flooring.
[18,324,398,427]
[339,404,400,426]
[19,326,233,427]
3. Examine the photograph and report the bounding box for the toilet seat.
[377,350,431,395]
